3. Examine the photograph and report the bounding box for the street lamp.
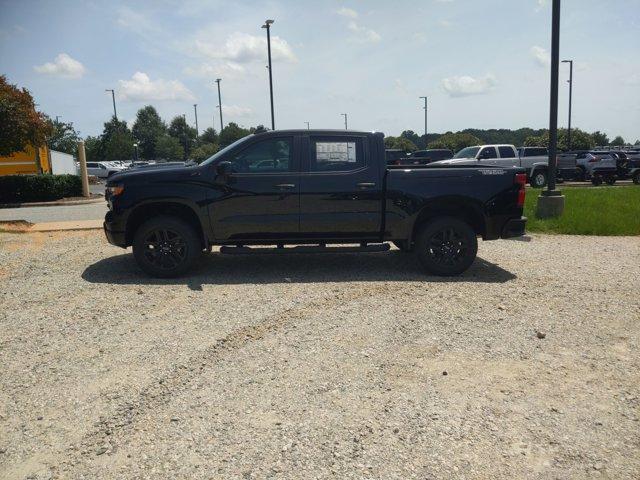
[419,96,428,140]
[215,78,224,131]
[561,59,573,150]
[341,113,348,130]
[262,19,275,130]
[105,89,117,120]
[133,142,139,163]
[193,104,199,136]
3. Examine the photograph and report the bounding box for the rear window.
[524,147,547,157]
[498,146,516,158]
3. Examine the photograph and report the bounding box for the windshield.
[200,135,252,165]
[454,146,480,159]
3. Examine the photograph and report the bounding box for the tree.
[99,117,135,162]
[155,135,183,161]
[0,75,52,156]
[132,106,167,159]
[168,116,197,159]
[591,131,609,146]
[191,142,219,162]
[84,136,101,162]
[219,122,250,148]
[428,132,482,152]
[523,128,595,151]
[199,127,218,146]
[635,139,640,146]
[610,136,625,146]
[400,130,424,149]
[384,136,417,152]
[47,119,80,155]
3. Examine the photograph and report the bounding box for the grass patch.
[524,186,640,235]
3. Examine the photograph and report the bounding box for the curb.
[0,196,104,209]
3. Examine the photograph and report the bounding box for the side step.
[219,243,391,255]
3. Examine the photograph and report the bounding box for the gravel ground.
[0,202,107,223]
[0,231,638,479]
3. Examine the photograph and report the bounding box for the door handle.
[274,183,296,189]
[356,182,376,189]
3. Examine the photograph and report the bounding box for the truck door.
[208,135,300,240]
[495,146,519,167]
[299,134,382,238]
[477,146,499,165]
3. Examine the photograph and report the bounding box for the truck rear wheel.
[530,170,547,188]
[414,217,478,276]
[132,215,201,278]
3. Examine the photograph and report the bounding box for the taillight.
[515,173,526,207]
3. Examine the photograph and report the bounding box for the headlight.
[106,184,124,197]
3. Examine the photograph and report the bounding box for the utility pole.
[55,115,61,123]
[419,96,428,140]
[262,19,275,130]
[105,89,117,120]
[536,0,564,218]
[215,78,224,131]
[193,104,199,136]
[562,59,573,151]
[304,122,310,130]
[341,113,348,130]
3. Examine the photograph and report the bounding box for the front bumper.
[104,209,127,248]
[501,216,527,238]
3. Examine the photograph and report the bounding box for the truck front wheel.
[414,217,478,276]
[530,170,547,188]
[132,215,201,278]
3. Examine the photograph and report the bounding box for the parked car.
[625,155,640,184]
[431,144,575,188]
[385,149,408,165]
[104,129,527,278]
[574,152,618,185]
[86,161,126,178]
[401,149,454,165]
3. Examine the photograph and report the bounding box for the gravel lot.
[1,231,639,479]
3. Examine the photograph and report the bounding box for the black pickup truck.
[104,129,527,277]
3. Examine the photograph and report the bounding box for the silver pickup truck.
[431,145,576,188]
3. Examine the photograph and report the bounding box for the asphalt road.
[0,202,108,223]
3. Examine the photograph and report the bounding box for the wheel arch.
[125,200,206,248]
[409,197,486,243]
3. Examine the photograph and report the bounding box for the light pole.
[419,96,428,141]
[193,104,199,136]
[341,113,348,130]
[305,122,310,130]
[105,89,117,120]
[215,79,224,131]
[262,19,275,130]
[536,0,564,219]
[55,115,61,123]
[561,59,573,151]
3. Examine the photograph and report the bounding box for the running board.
[219,243,391,255]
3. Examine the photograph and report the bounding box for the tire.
[132,215,201,278]
[633,172,640,185]
[414,217,478,276]
[393,240,411,252]
[605,176,616,185]
[530,170,547,188]
[591,176,603,186]
[575,167,586,182]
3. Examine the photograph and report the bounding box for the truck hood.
[107,163,198,184]
[429,158,478,166]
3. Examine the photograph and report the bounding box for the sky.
[1,0,639,142]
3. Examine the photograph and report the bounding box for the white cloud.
[336,7,358,19]
[347,21,381,43]
[34,53,86,79]
[193,32,296,64]
[116,6,155,32]
[222,105,252,117]
[438,19,453,27]
[184,62,246,80]
[442,74,496,97]
[394,78,408,95]
[530,45,550,67]
[412,32,427,43]
[117,72,195,102]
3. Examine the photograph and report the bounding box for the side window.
[479,147,497,159]
[310,137,364,172]
[86,163,97,168]
[229,138,292,173]
[498,146,515,158]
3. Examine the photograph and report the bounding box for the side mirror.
[216,161,234,178]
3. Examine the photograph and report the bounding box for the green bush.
[0,174,82,203]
